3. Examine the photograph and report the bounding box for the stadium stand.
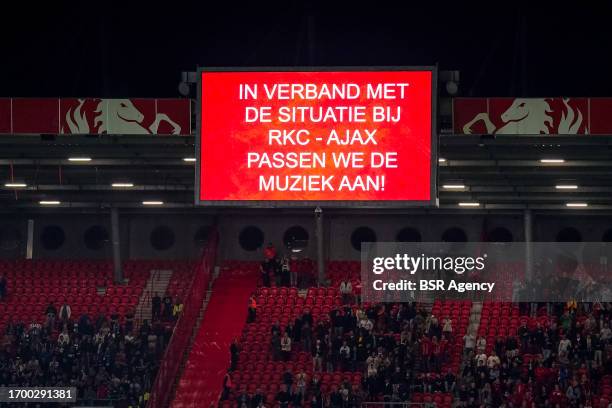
[0,258,198,407]
[167,255,611,408]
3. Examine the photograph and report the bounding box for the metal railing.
[147,230,218,408]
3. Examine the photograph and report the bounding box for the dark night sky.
[2,2,611,98]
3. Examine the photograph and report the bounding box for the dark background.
[1,2,610,98]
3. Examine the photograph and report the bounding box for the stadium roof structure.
[1,133,611,212]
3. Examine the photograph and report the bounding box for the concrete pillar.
[524,208,533,282]
[26,219,34,259]
[315,207,325,285]
[111,207,123,284]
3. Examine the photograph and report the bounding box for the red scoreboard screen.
[196,68,437,207]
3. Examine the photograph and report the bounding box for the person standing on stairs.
[221,370,233,400]
[247,295,257,323]
[162,293,173,320]
[230,338,240,371]
[151,293,161,321]
[172,297,183,320]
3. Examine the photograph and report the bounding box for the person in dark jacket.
[230,338,240,371]
[162,294,173,320]
[0,273,6,300]
[151,293,161,321]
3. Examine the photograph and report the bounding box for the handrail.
[147,230,218,408]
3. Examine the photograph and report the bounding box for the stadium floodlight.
[142,201,164,205]
[458,202,480,207]
[183,157,196,162]
[555,184,578,189]
[540,159,564,164]
[112,183,134,188]
[5,182,27,188]
[566,202,588,207]
[40,200,60,205]
[68,157,92,162]
[442,184,466,189]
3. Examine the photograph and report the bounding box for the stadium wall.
[1,214,611,261]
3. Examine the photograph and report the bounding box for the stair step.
[134,269,174,325]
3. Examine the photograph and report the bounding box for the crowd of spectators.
[232,270,459,407]
[232,297,612,408]
[459,302,611,407]
[0,283,184,407]
[227,247,612,408]
[0,307,173,407]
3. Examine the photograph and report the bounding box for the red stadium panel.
[0,98,11,133]
[11,98,60,134]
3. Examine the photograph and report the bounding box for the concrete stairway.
[135,269,174,323]
[466,301,483,341]
[454,301,483,405]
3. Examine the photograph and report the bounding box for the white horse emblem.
[462,98,585,135]
[64,99,182,135]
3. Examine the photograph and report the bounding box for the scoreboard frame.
[195,66,438,208]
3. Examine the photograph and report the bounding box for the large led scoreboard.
[196,67,437,207]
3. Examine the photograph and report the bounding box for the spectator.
[558,334,572,364]
[151,292,161,321]
[162,293,173,320]
[251,388,265,408]
[442,317,453,339]
[271,332,281,361]
[276,384,291,408]
[281,332,292,361]
[312,339,325,372]
[486,350,500,369]
[301,322,312,353]
[339,278,353,305]
[295,369,308,397]
[282,370,294,389]
[78,313,93,336]
[58,301,71,323]
[289,258,298,288]
[463,332,476,358]
[0,273,6,300]
[280,256,291,287]
[273,258,282,287]
[264,242,277,261]
[236,386,250,408]
[475,350,487,368]
[247,295,257,323]
[172,297,183,320]
[476,336,487,353]
[339,340,351,371]
[230,338,240,371]
[444,369,456,392]
[125,310,135,333]
[45,302,57,330]
[221,370,232,400]
[601,322,611,342]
